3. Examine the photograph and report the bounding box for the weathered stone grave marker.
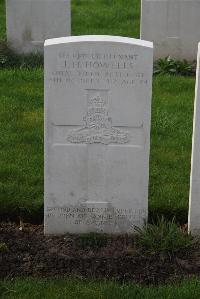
[6,0,71,53]
[189,43,200,235]
[44,36,153,234]
[141,0,200,60]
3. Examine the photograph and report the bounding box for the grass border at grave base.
[1,276,200,299]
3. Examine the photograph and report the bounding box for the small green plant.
[0,242,8,252]
[154,56,195,76]
[135,216,195,254]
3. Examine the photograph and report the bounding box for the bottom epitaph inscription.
[46,206,147,231]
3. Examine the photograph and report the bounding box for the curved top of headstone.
[44,35,153,49]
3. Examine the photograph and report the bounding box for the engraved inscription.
[47,51,149,87]
[46,206,147,228]
[67,90,130,145]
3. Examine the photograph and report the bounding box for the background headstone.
[141,0,200,61]
[189,42,200,235]
[44,35,153,234]
[6,0,71,54]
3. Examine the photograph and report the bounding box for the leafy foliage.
[154,56,195,76]
[135,216,195,254]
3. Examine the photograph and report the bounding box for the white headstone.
[6,0,71,54]
[44,35,153,234]
[141,0,200,61]
[189,43,200,235]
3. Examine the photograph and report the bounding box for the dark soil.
[1,223,200,284]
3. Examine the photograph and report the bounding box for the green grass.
[0,70,195,222]
[72,0,140,38]
[1,278,200,299]
[150,75,194,221]
[0,69,44,222]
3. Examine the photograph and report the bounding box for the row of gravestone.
[44,35,200,236]
[6,0,200,60]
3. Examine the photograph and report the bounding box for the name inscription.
[48,51,148,87]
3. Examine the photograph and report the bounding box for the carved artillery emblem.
[67,90,130,145]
